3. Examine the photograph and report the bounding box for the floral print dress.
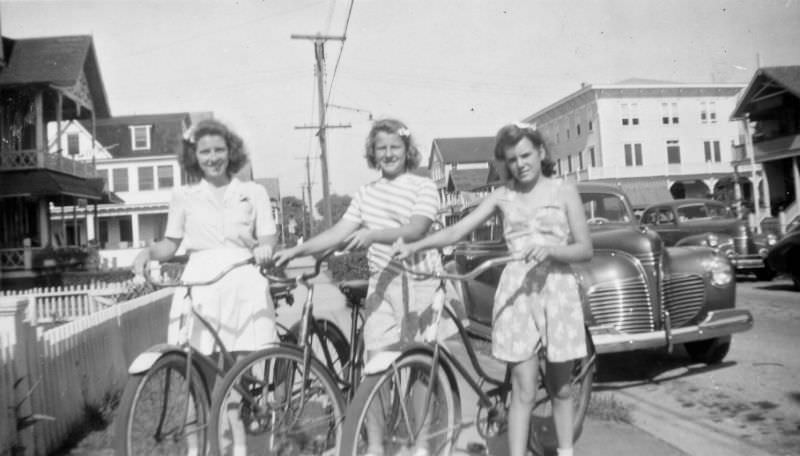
[491,180,587,363]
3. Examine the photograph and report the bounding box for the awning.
[0,169,107,203]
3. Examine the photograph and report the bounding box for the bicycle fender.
[127,343,184,374]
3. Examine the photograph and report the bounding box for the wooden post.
[0,296,36,454]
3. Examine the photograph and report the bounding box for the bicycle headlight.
[703,255,733,287]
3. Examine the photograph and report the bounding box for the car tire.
[754,267,776,281]
[684,336,731,365]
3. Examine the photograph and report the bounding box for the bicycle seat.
[338,280,368,307]
[269,282,295,305]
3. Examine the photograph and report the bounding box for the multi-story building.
[427,137,495,222]
[0,34,111,285]
[731,66,800,233]
[521,79,747,210]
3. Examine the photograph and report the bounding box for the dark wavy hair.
[180,119,248,181]
[493,123,555,180]
[364,118,422,170]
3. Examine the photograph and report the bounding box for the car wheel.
[754,267,776,281]
[684,336,731,365]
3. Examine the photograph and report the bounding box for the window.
[97,169,109,189]
[567,128,571,140]
[557,158,562,176]
[157,165,174,188]
[578,151,584,170]
[130,125,151,150]
[138,166,154,190]
[112,168,129,192]
[67,133,80,155]
[621,103,639,126]
[666,140,681,164]
[704,140,722,163]
[701,101,718,123]
[119,217,133,244]
[662,102,679,125]
[588,120,593,131]
[577,124,581,136]
[567,155,573,173]
[624,143,643,167]
[589,147,596,167]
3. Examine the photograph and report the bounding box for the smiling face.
[195,134,230,184]
[503,136,545,185]
[373,131,407,179]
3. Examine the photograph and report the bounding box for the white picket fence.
[1,282,133,327]
[0,289,173,455]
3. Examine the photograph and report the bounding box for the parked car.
[765,219,800,291]
[448,183,753,364]
[640,199,778,281]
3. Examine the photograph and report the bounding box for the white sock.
[557,448,574,456]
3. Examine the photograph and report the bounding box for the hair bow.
[397,127,411,138]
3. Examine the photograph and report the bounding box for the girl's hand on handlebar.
[391,238,415,261]
[252,244,273,266]
[272,247,298,268]
[525,244,553,263]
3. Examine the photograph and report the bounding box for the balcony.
[0,149,96,178]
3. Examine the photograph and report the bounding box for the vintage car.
[765,219,800,291]
[450,183,753,364]
[639,199,778,280]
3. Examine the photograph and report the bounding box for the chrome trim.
[661,273,705,328]
[586,276,655,333]
[590,309,754,354]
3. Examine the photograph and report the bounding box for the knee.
[551,382,572,402]
[511,382,537,406]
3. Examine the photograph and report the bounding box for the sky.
[3,0,800,209]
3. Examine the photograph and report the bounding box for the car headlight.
[766,233,777,246]
[703,255,733,287]
[707,233,719,248]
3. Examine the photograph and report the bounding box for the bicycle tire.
[208,345,345,456]
[338,352,460,456]
[528,331,596,456]
[291,318,351,384]
[114,352,210,456]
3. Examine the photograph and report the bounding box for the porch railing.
[0,149,95,178]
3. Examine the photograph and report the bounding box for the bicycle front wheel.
[339,352,460,456]
[528,332,596,456]
[208,345,345,456]
[114,352,210,456]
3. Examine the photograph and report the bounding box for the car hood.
[590,224,663,257]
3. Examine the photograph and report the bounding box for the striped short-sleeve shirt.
[343,173,442,275]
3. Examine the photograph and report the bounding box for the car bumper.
[590,308,754,354]
[729,255,767,270]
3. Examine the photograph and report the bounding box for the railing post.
[23,239,32,271]
[0,296,36,455]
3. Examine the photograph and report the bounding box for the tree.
[315,194,352,226]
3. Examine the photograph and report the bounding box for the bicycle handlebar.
[401,253,525,281]
[259,247,338,286]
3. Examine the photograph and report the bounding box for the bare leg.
[508,357,539,456]
[365,349,386,455]
[547,360,575,453]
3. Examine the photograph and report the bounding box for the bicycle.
[338,254,597,456]
[114,257,299,455]
[207,250,369,456]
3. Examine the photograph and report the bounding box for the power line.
[325,0,355,107]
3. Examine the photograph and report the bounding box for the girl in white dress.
[132,118,278,354]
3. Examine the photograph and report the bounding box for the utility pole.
[291,33,350,228]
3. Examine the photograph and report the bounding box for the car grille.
[661,273,705,327]
[587,276,655,333]
[635,252,657,268]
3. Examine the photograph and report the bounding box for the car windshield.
[581,193,632,224]
[677,203,733,221]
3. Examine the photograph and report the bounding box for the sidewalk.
[278,257,689,456]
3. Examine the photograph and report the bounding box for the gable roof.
[430,137,495,165]
[614,77,680,85]
[0,35,110,117]
[80,113,190,158]
[731,66,800,119]
[448,168,489,192]
[254,177,281,200]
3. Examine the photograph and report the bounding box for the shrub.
[326,250,369,281]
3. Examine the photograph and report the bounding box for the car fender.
[127,343,185,374]
[676,232,732,248]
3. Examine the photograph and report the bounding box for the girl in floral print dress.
[394,123,592,456]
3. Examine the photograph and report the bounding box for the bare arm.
[273,218,360,266]
[132,237,182,274]
[344,215,434,250]
[398,191,500,257]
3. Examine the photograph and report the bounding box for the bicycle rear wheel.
[292,318,351,385]
[208,345,345,456]
[528,332,596,456]
[114,352,209,456]
[338,352,460,456]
